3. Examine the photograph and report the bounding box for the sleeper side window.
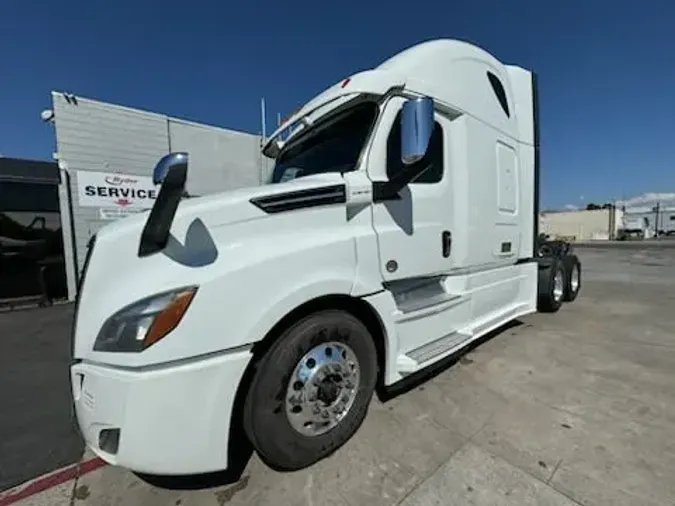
[487,71,510,118]
[386,111,444,184]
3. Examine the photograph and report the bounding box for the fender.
[244,276,355,347]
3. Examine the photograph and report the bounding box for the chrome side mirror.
[401,97,434,165]
[153,152,188,185]
[139,153,189,257]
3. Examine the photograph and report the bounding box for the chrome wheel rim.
[570,266,579,292]
[285,341,360,437]
[553,270,564,302]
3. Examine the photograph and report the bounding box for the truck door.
[367,97,454,282]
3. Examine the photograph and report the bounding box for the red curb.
[0,458,108,506]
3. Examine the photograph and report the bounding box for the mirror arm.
[372,162,431,203]
[372,181,401,202]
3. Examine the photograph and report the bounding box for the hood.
[72,173,347,364]
[97,172,345,241]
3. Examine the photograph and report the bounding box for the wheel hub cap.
[285,341,360,437]
[553,270,564,301]
[570,266,579,292]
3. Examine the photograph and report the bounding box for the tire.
[242,310,378,471]
[538,259,566,313]
[563,258,581,302]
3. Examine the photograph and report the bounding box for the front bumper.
[71,349,251,475]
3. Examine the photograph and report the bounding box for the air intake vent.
[250,184,346,214]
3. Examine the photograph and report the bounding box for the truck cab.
[70,39,581,476]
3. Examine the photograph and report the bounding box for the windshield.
[270,101,378,184]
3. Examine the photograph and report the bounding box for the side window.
[487,71,510,118]
[386,111,444,183]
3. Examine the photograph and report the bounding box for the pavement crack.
[68,456,85,506]
[394,437,472,506]
[478,447,584,506]
[547,459,563,484]
[466,411,496,443]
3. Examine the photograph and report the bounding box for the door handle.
[442,230,452,258]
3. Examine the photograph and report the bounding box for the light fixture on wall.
[41,109,55,123]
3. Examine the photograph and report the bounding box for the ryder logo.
[105,175,139,186]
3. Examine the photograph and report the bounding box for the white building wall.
[539,208,623,241]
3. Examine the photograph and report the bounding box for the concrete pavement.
[2,244,675,505]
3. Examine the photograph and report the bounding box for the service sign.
[77,170,158,209]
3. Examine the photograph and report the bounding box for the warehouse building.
[43,92,271,302]
[539,207,623,241]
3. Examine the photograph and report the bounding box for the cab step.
[396,330,473,374]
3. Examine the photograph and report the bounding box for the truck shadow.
[135,318,523,491]
[163,218,218,268]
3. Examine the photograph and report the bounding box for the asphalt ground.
[0,304,82,491]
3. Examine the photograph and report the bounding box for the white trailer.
[621,206,675,238]
[70,39,582,476]
[618,214,652,239]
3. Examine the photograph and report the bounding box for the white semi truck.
[70,39,582,476]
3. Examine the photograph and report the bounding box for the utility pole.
[260,98,267,184]
[260,98,267,143]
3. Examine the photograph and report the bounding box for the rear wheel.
[563,259,581,302]
[243,310,377,471]
[538,260,565,313]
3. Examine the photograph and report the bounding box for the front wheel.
[243,310,378,471]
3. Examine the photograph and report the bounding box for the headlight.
[93,286,198,352]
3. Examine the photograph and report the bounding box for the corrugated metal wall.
[51,91,270,298]
[52,93,171,277]
[168,118,267,196]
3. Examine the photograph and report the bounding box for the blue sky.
[2,0,674,209]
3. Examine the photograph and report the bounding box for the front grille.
[70,234,97,358]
